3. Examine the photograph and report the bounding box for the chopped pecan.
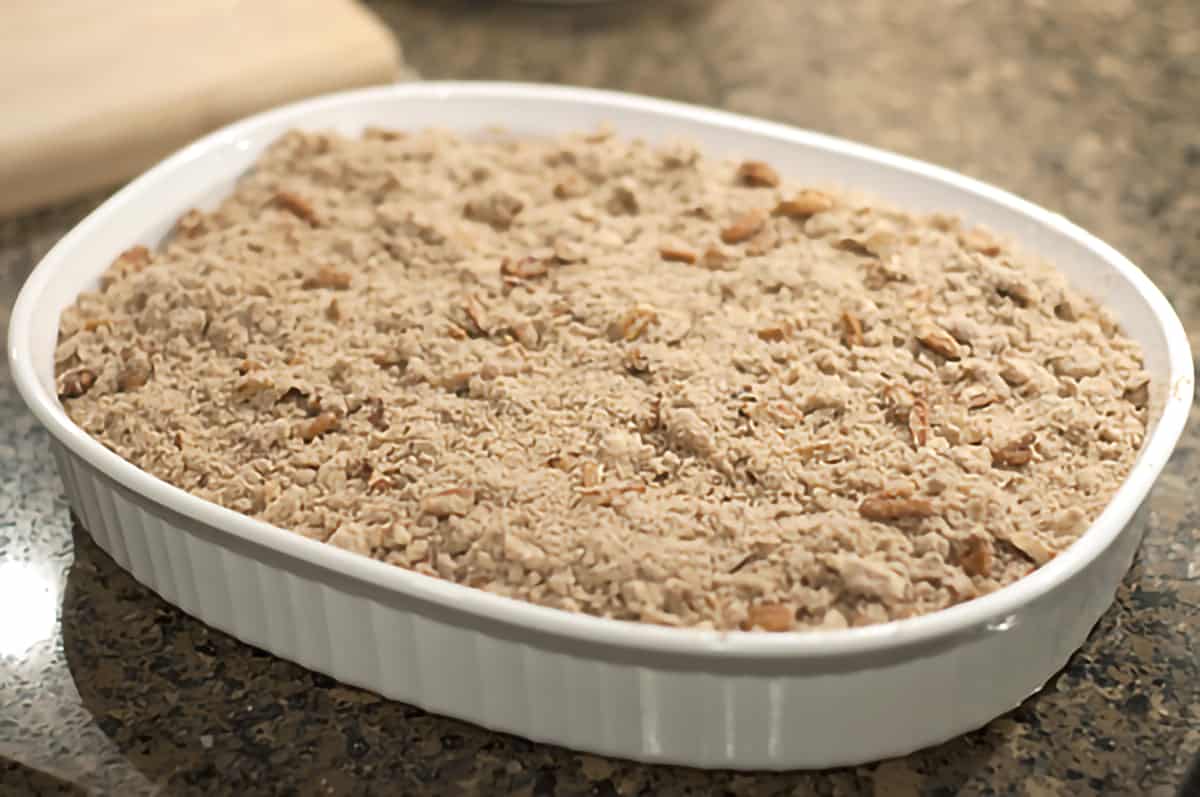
[659,245,698,264]
[736,160,780,188]
[82,318,114,332]
[500,256,550,282]
[908,393,930,448]
[580,461,604,488]
[446,323,468,340]
[578,482,646,507]
[367,474,396,494]
[325,298,341,322]
[299,412,339,442]
[742,603,795,632]
[841,311,864,347]
[859,495,936,521]
[774,190,835,218]
[720,208,768,244]
[960,536,994,577]
[1008,532,1055,566]
[58,368,96,399]
[302,266,351,290]
[991,432,1035,467]
[996,279,1036,307]
[609,304,658,342]
[420,487,476,517]
[917,323,962,360]
[462,295,490,336]
[101,245,153,289]
[623,347,651,375]
[833,238,875,257]
[238,359,265,375]
[275,190,320,226]
[756,321,794,342]
[960,385,997,410]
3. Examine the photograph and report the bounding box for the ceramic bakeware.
[8,82,1192,770]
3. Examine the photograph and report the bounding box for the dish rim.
[8,80,1193,661]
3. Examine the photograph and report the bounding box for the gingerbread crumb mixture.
[55,128,1150,631]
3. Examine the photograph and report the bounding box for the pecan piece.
[756,321,794,342]
[302,266,351,290]
[720,208,768,244]
[841,311,864,347]
[275,190,320,226]
[859,495,936,521]
[101,245,153,289]
[609,304,658,342]
[461,295,490,336]
[736,160,780,188]
[1008,532,1055,566]
[420,487,476,517]
[917,323,962,360]
[500,256,549,282]
[578,482,646,507]
[58,368,96,399]
[960,536,994,578]
[908,393,930,448]
[960,385,997,410]
[299,412,339,442]
[659,245,698,264]
[774,190,835,218]
[742,603,795,632]
[580,461,604,488]
[991,432,1035,467]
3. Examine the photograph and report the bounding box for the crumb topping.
[55,128,1149,631]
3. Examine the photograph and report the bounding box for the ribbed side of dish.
[52,438,1145,768]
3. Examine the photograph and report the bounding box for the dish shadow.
[55,522,1060,795]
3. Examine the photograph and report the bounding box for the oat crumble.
[54,128,1150,631]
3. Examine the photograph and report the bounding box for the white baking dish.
[8,82,1192,770]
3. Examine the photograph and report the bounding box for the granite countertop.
[2,1,1198,794]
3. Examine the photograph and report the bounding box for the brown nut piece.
[720,208,768,244]
[420,487,477,517]
[774,190,835,218]
[275,190,320,226]
[859,495,936,521]
[742,603,795,632]
[917,323,962,360]
[659,246,698,264]
[736,160,781,188]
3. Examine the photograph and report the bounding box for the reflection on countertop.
[3,1,1199,794]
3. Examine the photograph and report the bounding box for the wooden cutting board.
[0,1,404,218]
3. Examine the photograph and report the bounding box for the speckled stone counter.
[2,1,1197,794]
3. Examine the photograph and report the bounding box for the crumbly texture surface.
[54,128,1150,632]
